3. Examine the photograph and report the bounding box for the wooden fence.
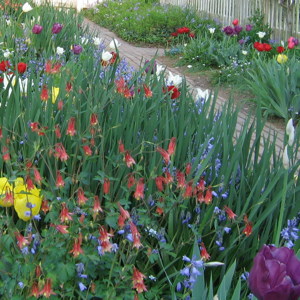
[160,0,300,40]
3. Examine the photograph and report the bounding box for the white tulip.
[3,49,13,58]
[288,130,295,146]
[168,71,182,86]
[22,2,33,12]
[81,37,89,45]
[242,50,248,55]
[196,88,209,102]
[6,19,11,26]
[93,37,102,46]
[257,31,266,39]
[109,38,121,50]
[209,28,215,34]
[56,47,65,55]
[102,51,112,61]
[286,118,294,135]
[283,145,289,169]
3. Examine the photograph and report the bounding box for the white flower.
[168,71,182,86]
[184,43,187,47]
[22,2,33,12]
[288,130,295,146]
[56,47,65,56]
[257,31,266,39]
[286,118,294,135]
[187,65,192,68]
[3,49,13,58]
[102,51,112,61]
[203,262,225,267]
[242,50,248,55]
[109,38,121,50]
[196,87,209,102]
[93,37,102,46]
[209,28,215,34]
[81,37,89,45]
[283,145,289,169]
[6,19,11,26]
[30,16,35,25]
[3,75,28,98]
[281,40,285,47]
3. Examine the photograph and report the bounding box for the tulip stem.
[275,169,288,246]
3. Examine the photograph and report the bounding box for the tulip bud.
[32,24,43,34]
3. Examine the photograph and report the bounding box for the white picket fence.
[33,0,102,12]
[160,0,300,40]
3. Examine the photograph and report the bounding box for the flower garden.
[1,0,300,299]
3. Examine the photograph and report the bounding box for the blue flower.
[78,282,87,292]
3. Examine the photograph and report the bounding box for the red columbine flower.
[103,178,110,195]
[164,170,173,185]
[200,242,210,261]
[176,171,185,189]
[243,214,253,237]
[204,185,213,204]
[39,278,56,298]
[51,62,61,74]
[155,176,164,192]
[156,147,170,165]
[183,180,193,199]
[14,231,30,250]
[33,166,42,186]
[132,267,147,294]
[129,221,142,249]
[50,223,69,234]
[58,99,63,110]
[30,281,40,298]
[117,201,130,220]
[127,173,135,190]
[66,117,76,136]
[118,139,125,153]
[90,113,98,126]
[45,60,52,73]
[115,77,125,94]
[93,195,103,220]
[186,162,192,175]
[98,225,113,253]
[134,178,144,200]
[41,85,49,101]
[41,199,49,214]
[26,175,34,191]
[143,83,152,98]
[118,214,125,228]
[78,187,88,206]
[83,145,92,156]
[30,122,39,132]
[224,205,237,220]
[69,237,84,257]
[60,202,73,223]
[167,137,176,156]
[156,197,164,215]
[17,62,27,73]
[56,171,65,189]
[54,124,61,139]
[4,187,13,206]
[54,143,69,162]
[2,145,10,162]
[125,150,136,168]
[277,46,285,53]
[65,81,72,93]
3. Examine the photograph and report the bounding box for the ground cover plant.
[1,1,300,300]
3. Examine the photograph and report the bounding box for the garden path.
[83,18,290,160]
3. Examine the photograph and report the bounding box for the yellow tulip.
[0,177,13,207]
[14,184,42,221]
[52,87,60,104]
[277,54,288,64]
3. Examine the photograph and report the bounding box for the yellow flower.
[0,177,13,207]
[277,54,288,64]
[52,87,60,104]
[14,184,42,221]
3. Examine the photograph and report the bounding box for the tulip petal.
[263,276,292,300]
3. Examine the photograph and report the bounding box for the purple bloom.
[245,24,253,31]
[144,59,157,74]
[249,245,300,300]
[223,26,234,36]
[293,38,299,46]
[73,44,82,55]
[78,282,87,292]
[238,39,244,45]
[234,25,243,34]
[32,24,43,34]
[52,23,63,34]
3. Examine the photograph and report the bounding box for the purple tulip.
[52,23,63,34]
[234,25,243,34]
[144,60,157,74]
[249,245,300,300]
[223,26,234,36]
[238,39,244,45]
[32,24,43,34]
[73,44,82,55]
[245,24,253,31]
[293,38,299,46]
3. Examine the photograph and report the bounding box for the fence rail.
[160,0,300,40]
